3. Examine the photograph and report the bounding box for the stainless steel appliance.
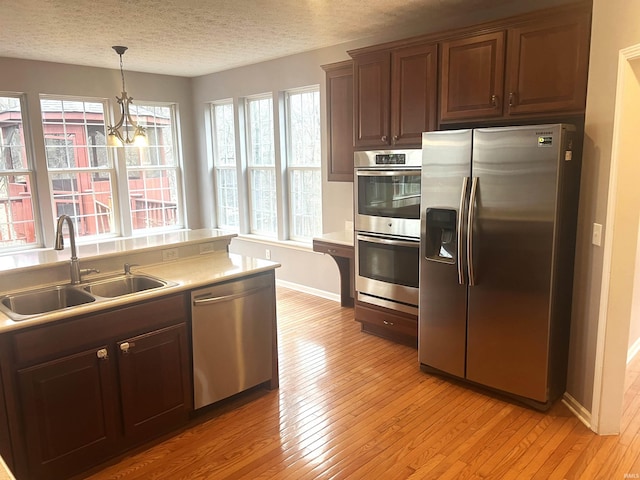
[354,149,421,314]
[191,274,274,409]
[354,149,422,238]
[419,124,581,409]
[355,232,419,314]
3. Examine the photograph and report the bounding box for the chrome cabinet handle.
[393,135,398,142]
[120,342,133,354]
[356,234,419,249]
[383,320,395,326]
[327,248,337,254]
[381,135,387,142]
[96,348,108,360]
[458,177,469,285]
[467,177,478,286]
[491,94,498,108]
[509,92,516,107]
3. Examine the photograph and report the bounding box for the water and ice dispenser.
[424,208,457,263]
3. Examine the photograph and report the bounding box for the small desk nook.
[312,231,354,307]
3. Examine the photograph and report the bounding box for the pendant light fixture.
[107,46,147,147]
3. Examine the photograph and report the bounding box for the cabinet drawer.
[355,301,417,346]
[13,294,187,366]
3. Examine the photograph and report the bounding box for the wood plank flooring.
[84,287,640,479]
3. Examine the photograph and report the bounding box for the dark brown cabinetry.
[355,300,417,348]
[440,5,590,123]
[351,43,437,149]
[322,60,354,182]
[8,294,190,480]
[440,32,506,122]
[504,10,590,116]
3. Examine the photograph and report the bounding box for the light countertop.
[313,230,354,247]
[0,251,279,333]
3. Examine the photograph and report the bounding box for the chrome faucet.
[54,215,99,284]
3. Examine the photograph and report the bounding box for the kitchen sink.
[0,272,174,321]
[0,285,96,320]
[83,274,167,298]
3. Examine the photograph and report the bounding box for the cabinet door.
[391,43,438,147]
[353,50,391,149]
[117,323,190,445]
[18,346,118,480]
[440,31,505,122]
[505,11,590,116]
[323,61,354,181]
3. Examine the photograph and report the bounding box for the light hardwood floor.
[84,287,640,479]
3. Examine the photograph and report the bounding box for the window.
[211,102,239,230]
[246,96,276,236]
[285,88,321,241]
[126,104,183,232]
[209,87,322,243]
[41,98,115,238]
[0,95,38,249]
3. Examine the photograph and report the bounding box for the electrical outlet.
[265,249,271,260]
[162,248,179,261]
[592,223,603,247]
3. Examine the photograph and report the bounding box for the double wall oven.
[354,150,421,315]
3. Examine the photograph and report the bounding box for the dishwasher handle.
[192,285,270,306]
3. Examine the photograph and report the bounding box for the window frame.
[40,95,120,239]
[210,100,240,231]
[284,86,322,242]
[245,94,277,237]
[123,101,185,235]
[0,93,42,251]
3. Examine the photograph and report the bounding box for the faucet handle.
[80,268,100,276]
[124,263,139,275]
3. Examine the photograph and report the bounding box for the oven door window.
[358,237,419,288]
[357,171,421,219]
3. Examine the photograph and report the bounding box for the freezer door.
[419,129,471,378]
[466,124,567,402]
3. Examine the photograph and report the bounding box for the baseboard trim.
[628,336,640,364]
[275,279,340,303]
[562,392,592,430]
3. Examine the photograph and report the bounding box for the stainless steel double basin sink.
[0,274,174,321]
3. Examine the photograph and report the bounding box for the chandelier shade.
[107,46,148,147]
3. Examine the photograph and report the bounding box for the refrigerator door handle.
[457,176,469,285]
[467,177,479,286]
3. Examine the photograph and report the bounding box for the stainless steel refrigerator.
[418,124,581,409]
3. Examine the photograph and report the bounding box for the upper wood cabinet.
[505,10,591,116]
[391,43,439,147]
[322,60,354,182]
[440,32,506,122]
[351,43,438,149]
[440,5,591,123]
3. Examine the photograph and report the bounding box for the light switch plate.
[592,223,603,247]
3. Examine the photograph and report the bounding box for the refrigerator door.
[419,129,472,378]
[466,124,566,402]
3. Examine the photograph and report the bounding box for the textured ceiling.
[0,0,574,78]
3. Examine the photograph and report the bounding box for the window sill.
[233,234,313,253]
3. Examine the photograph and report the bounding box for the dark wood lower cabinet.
[6,294,191,480]
[355,300,417,348]
[118,323,191,446]
[17,347,119,480]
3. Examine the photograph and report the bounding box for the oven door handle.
[355,170,420,177]
[356,234,419,248]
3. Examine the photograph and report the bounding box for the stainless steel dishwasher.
[191,272,275,409]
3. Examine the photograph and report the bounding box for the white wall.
[566,0,640,419]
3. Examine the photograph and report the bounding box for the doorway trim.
[591,43,640,434]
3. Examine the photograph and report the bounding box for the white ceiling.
[0,0,575,78]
